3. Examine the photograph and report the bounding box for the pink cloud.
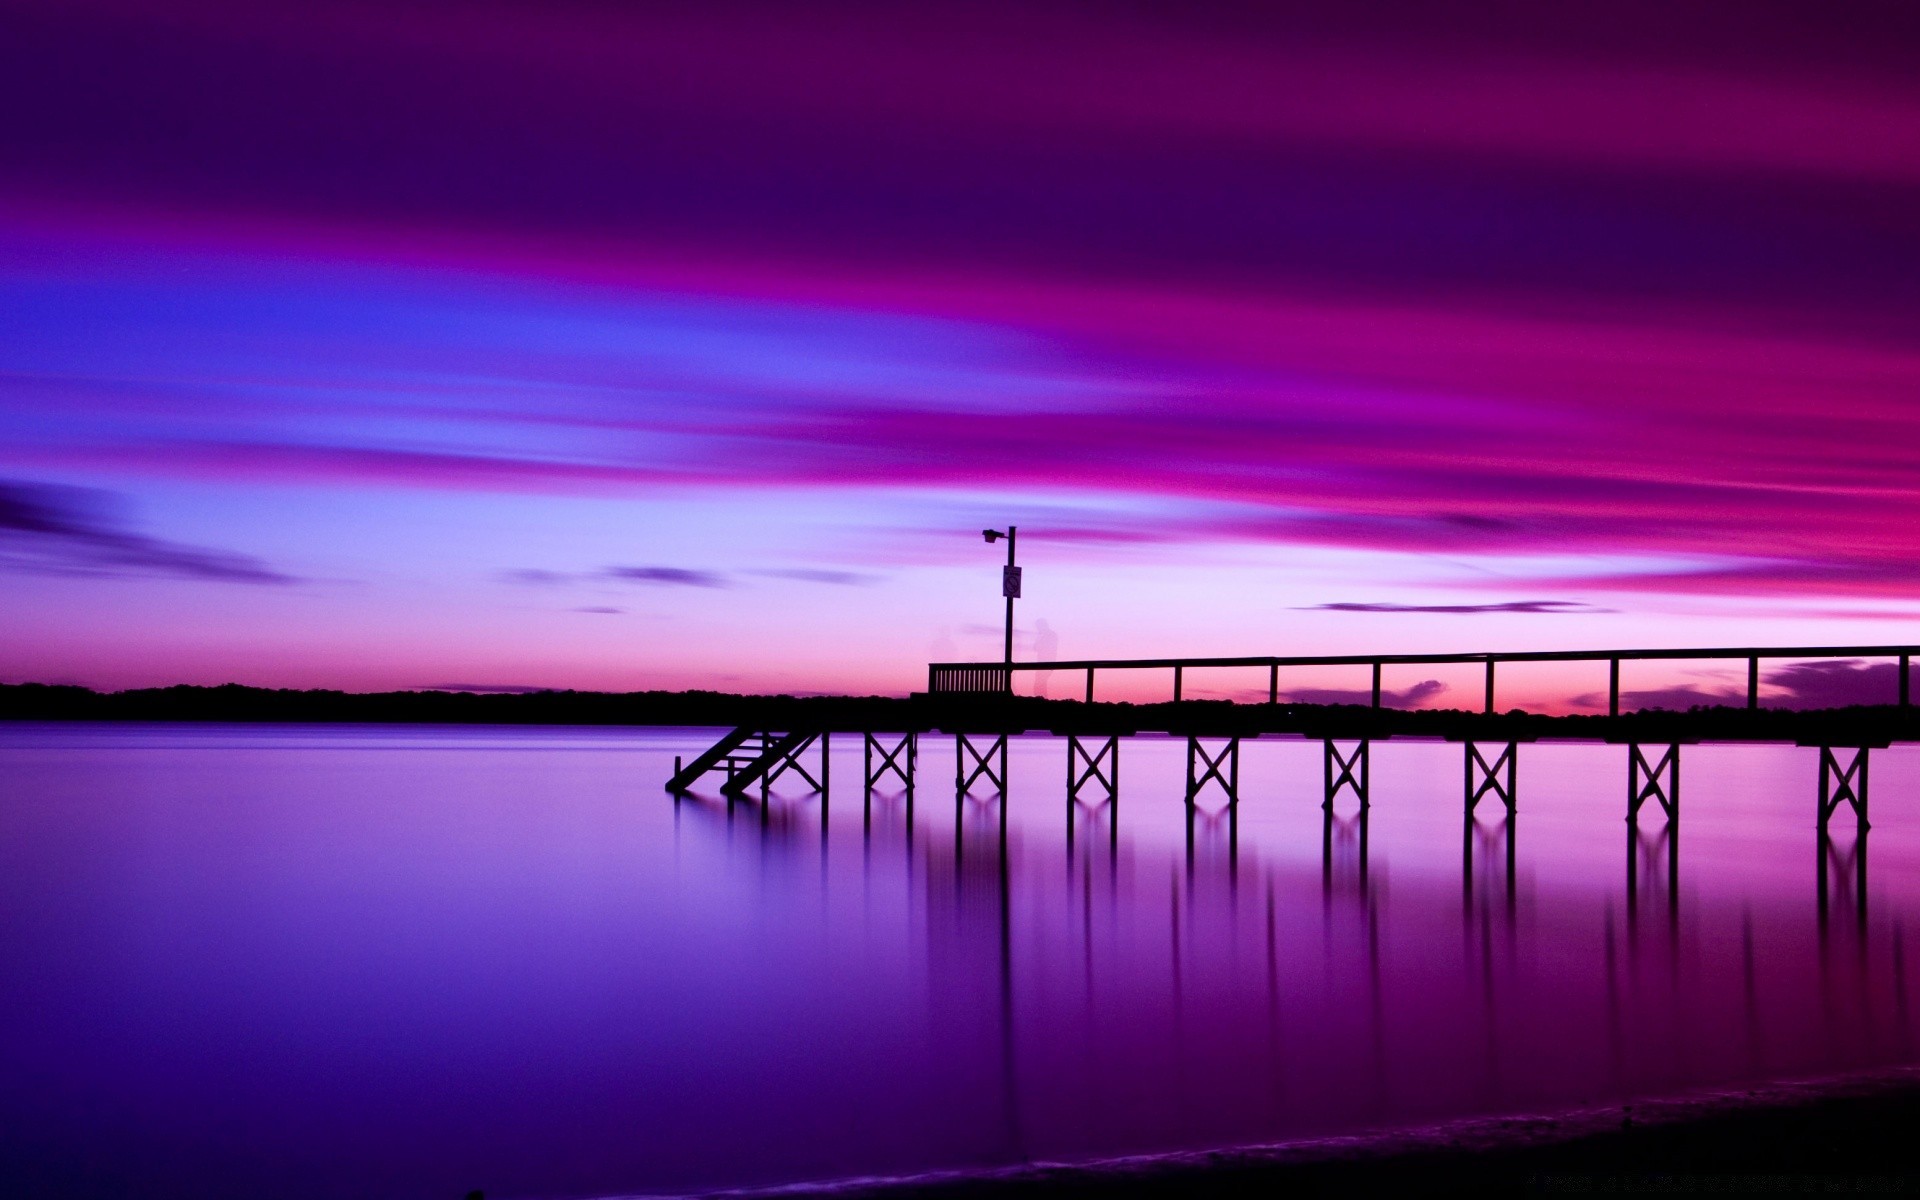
[9,262,1920,601]
[8,0,1920,624]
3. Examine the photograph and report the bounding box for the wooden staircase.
[666,727,824,795]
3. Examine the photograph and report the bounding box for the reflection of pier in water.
[673,727,1883,924]
[667,730,1905,1157]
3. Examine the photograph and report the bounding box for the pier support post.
[955,733,1009,797]
[1818,746,1870,833]
[760,732,828,796]
[1323,738,1370,811]
[1066,734,1118,852]
[1185,736,1240,808]
[864,732,917,795]
[1066,735,1118,805]
[1464,741,1517,816]
[1627,743,1680,825]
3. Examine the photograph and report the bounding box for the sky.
[4,0,1920,708]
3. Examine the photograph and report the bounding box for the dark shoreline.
[4,682,1917,746]
[665,1067,1920,1198]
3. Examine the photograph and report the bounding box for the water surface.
[0,723,1913,1198]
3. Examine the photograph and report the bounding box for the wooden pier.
[666,643,1914,870]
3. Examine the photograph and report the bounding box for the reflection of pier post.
[1623,742,1680,923]
[1185,802,1238,876]
[1462,806,1513,1098]
[1816,746,1870,935]
[864,731,917,836]
[1809,743,1874,934]
[1817,826,1869,933]
[1065,735,1119,853]
[924,786,1022,1162]
[1322,804,1370,897]
[1626,816,1678,923]
[995,817,1020,1161]
[1462,811,1515,912]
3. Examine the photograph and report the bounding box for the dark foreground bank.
[674,1068,1920,1199]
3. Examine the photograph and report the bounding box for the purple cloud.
[1281,679,1449,708]
[1305,600,1608,615]
[0,478,294,585]
[505,565,878,590]
[1578,685,1745,713]
[505,565,731,588]
[1764,660,1907,710]
[602,566,730,588]
[1568,660,1913,712]
[746,568,883,586]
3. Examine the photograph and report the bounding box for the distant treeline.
[2,681,1917,743]
[0,682,919,728]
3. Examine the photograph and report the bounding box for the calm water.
[1,723,1915,1199]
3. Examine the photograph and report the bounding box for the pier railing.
[928,664,1014,696]
[929,644,1920,716]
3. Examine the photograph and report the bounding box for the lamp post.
[982,526,1018,665]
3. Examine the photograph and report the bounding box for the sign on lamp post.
[982,526,1018,667]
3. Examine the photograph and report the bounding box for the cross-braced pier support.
[1463,741,1517,816]
[1065,735,1119,853]
[955,733,1009,797]
[1066,735,1118,804]
[1323,738,1370,811]
[670,728,830,797]
[864,732,917,795]
[1185,736,1241,808]
[1627,743,1681,825]
[1818,746,1871,833]
[718,731,828,798]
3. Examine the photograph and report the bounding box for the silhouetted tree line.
[2,681,1917,743]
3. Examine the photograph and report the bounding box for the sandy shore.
[651,1065,1920,1198]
